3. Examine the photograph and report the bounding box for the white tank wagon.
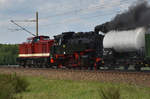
[103,27,146,53]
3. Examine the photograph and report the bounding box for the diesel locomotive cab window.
[27,39,32,43]
[33,37,40,42]
[43,37,49,40]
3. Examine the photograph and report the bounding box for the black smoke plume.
[95,1,150,33]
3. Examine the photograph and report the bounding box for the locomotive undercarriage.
[101,58,146,71]
[17,56,150,71]
[51,51,99,70]
[17,57,51,68]
[101,49,150,71]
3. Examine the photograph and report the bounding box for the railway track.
[1,65,150,74]
[0,66,150,87]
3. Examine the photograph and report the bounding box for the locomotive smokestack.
[95,1,150,33]
[95,22,110,33]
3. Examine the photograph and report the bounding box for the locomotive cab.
[27,36,50,43]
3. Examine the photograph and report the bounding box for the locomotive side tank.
[103,27,146,53]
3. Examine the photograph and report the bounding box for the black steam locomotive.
[50,31,103,69]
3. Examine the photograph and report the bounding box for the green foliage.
[0,73,29,99]
[0,44,18,65]
[99,86,121,99]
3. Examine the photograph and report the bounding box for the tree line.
[0,44,18,65]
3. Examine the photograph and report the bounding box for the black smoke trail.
[95,1,150,33]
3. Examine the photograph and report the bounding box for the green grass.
[0,73,29,99]
[15,76,150,99]
[99,86,121,99]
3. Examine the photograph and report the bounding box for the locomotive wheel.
[108,66,114,70]
[96,66,100,70]
[90,66,94,70]
[19,62,23,68]
[56,65,60,69]
[21,64,26,68]
[84,66,88,70]
[79,66,82,70]
[124,65,129,70]
[45,64,49,68]
[135,66,141,71]
[20,60,26,68]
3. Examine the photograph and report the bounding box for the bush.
[0,73,29,99]
[99,86,121,99]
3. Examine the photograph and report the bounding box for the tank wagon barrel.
[103,27,146,53]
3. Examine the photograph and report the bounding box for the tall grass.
[0,73,29,99]
[99,86,121,99]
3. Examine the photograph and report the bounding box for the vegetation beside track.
[0,72,150,99]
[15,76,150,99]
[0,44,18,65]
[0,73,29,99]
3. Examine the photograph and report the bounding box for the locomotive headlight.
[63,45,66,48]
[145,64,149,66]
[102,61,104,64]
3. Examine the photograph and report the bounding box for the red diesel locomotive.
[18,36,54,68]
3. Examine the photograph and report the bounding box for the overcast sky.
[0,0,143,44]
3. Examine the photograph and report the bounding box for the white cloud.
[0,0,25,9]
[0,0,9,8]
[0,0,6,4]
